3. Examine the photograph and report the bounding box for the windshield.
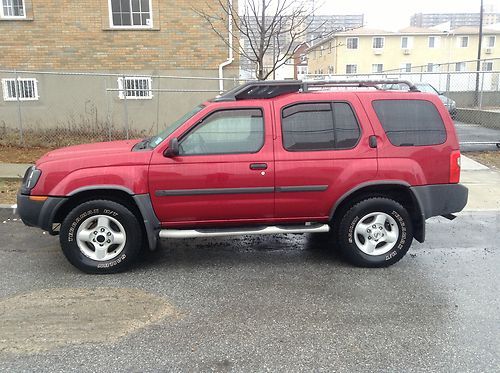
[415,84,439,95]
[148,104,205,148]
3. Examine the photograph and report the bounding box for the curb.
[0,204,17,214]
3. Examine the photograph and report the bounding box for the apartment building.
[307,26,500,75]
[411,12,500,28]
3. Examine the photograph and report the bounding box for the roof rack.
[214,79,419,101]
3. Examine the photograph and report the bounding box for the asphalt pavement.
[0,209,498,372]
[455,121,500,151]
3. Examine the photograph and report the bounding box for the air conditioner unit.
[403,49,411,55]
[373,49,383,55]
[485,48,493,54]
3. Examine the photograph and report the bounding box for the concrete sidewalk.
[0,163,32,179]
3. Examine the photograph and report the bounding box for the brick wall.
[0,0,238,71]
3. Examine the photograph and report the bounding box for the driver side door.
[149,103,275,227]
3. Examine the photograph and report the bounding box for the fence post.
[479,71,485,109]
[122,74,129,139]
[14,70,24,146]
[105,76,112,141]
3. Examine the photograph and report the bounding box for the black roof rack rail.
[213,79,419,101]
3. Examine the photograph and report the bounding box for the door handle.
[250,163,268,170]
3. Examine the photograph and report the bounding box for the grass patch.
[466,151,500,170]
[0,179,21,205]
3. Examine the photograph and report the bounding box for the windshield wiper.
[135,137,153,150]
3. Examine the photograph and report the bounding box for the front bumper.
[410,183,468,220]
[17,194,67,233]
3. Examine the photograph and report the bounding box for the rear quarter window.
[372,99,446,146]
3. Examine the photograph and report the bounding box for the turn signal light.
[449,150,461,183]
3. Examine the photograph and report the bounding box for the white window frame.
[372,64,383,73]
[0,0,26,19]
[346,64,357,74]
[485,35,496,48]
[455,62,466,72]
[346,37,359,50]
[428,36,440,48]
[108,0,153,29]
[400,63,412,72]
[458,36,469,48]
[427,63,439,72]
[401,36,413,49]
[2,78,39,101]
[117,76,153,100]
[482,62,493,71]
[372,37,385,49]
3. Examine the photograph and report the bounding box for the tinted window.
[373,100,446,146]
[179,109,264,155]
[282,102,360,151]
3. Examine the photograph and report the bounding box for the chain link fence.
[1,68,499,149]
[0,70,241,148]
[306,69,500,148]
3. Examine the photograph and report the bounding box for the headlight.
[20,166,41,194]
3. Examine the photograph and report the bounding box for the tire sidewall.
[341,199,412,266]
[60,201,142,273]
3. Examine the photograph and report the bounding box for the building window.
[458,36,469,48]
[372,64,383,73]
[400,63,412,72]
[428,36,440,48]
[427,63,439,72]
[2,78,38,101]
[1,0,25,18]
[455,62,466,72]
[346,37,359,49]
[372,37,384,49]
[109,0,152,28]
[346,64,357,74]
[485,36,496,48]
[117,76,152,99]
[482,62,493,71]
[401,36,413,49]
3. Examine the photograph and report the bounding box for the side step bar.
[159,223,330,239]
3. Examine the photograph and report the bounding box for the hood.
[37,140,140,166]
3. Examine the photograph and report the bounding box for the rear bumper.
[17,193,67,233]
[410,183,468,219]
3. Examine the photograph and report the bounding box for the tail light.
[449,150,461,183]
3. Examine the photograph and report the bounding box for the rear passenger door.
[273,94,378,221]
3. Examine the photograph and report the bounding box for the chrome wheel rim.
[76,215,126,261]
[354,212,399,256]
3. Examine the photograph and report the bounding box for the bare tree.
[195,0,332,80]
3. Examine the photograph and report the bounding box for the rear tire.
[338,197,413,267]
[60,200,143,274]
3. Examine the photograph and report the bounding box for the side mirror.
[164,137,179,158]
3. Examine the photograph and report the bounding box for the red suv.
[18,80,468,273]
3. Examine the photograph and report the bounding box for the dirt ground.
[0,146,51,164]
[0,180,21,205]
[466,151,500,170]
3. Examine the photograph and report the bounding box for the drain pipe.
[218,0,234,93]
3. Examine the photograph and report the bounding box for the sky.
[315,0,499,30]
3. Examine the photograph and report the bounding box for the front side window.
[373,100,446,146]
[1,0,24,18]
[118,76,152,99]
[2,78,38,101]
[179,109,264,155]
[372,37,384,49]
[281,102,360,151]
[346,37,358,49]
[109,0,152,28]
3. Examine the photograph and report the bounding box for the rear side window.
[373,99,446,146]
[282,102,360,151]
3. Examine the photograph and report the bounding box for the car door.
[273,93,377,221]
[149,102,275,227]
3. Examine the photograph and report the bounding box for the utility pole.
[475,0,484,106]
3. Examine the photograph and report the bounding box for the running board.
[159,223,330,239]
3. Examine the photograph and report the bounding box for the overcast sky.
[316,0,498,30]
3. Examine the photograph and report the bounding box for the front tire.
[60,200,143,274]
[338,197,413,267]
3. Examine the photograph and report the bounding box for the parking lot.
[0,208,498,372]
